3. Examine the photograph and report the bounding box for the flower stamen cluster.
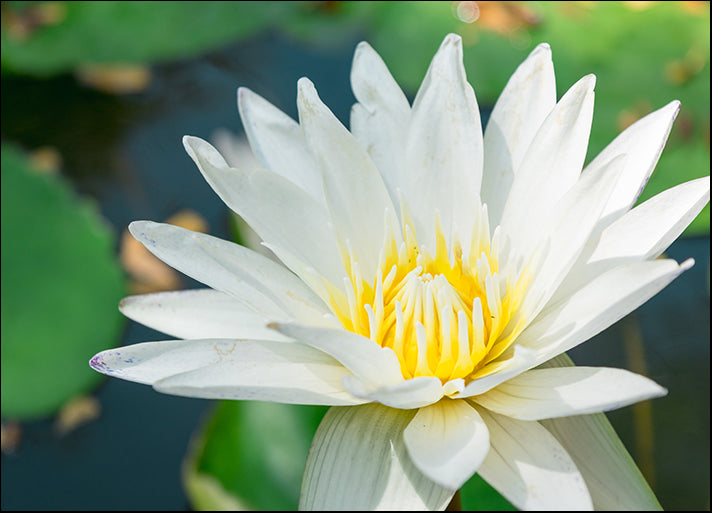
[333,206,530,384]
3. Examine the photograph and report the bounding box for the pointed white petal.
[300,404,455,510]
[297,77,399,281]
[128,221,328,323]
[517,258,693,366]
[474,366,666,420]
[237,87,325,204]
[520,153,627,320]
[586,100,681,223]
[539,354,662,510]
[477,409,593,510]
[270,323,404,389]
[500,74,595,253]
[405,33,483,250]
[403,399,490,489]
[90,338,361,405]
[482,43,556,226]
[552,175,710,304]
[342,374,444,410]
[119,289,292,341]
[350,41,411,207]
[456,345,538,398]
[182,136,346,288]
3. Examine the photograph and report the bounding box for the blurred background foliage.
[1,1,709,511]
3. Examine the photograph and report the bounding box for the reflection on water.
[1,30,709,511]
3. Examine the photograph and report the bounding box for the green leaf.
[183,400,328,511]
[1,1,298,76]
[0,143,125,419]
[460,473,516,511]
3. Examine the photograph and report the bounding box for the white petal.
[539,354,662,510]
[350,41,411,207]
[476,408,593,510]
[403,399,490,489]
[516,258,693,366]
[90,338,361,405]
[499,74,595,253]
[237,87,325,204]
[481,43,556,226]
[342,374,444,410]
[300,404,455,510]
[119,289,293,341]
[585,100,681,223]
[95,339,360,406]
[182,136,346,288]
[270,323,404,389]
[551,175,710,304]
[405,33,483,251]
[520,153,627,320]
[297,77,399,282]
[474,366,666,420]
[455,345,538,398]
[128,221,327,323]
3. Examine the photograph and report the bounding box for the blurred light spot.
[680,1,709,15]
[28,146,62,175]
[622,1,657,10]
[465,1,540,35]
[508,26,532,50]
[0,422,22,454]
[1,1,66,42]
[75,65,152,95]
[456,1,480,23]
[617,100,652,132]
[664,47,707,85]
[54,396,101,436]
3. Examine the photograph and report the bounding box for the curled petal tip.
[297,76,315,91]
[443,33,462,46]
[581,73,597,89]
[680,258,695,271]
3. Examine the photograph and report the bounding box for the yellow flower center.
[330,210,531,385]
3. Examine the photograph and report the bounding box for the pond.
[2,23,709,512]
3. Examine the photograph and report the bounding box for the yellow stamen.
[330,208,531,385]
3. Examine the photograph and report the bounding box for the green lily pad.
[0,143,125,419]
[183,400,329,511]
[461,473,516,511]
[0,1,299,76]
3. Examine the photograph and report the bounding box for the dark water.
[1,30,709,510]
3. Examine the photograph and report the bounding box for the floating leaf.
[0,143,125,419]
[183,401,328,511]
[0,1,300,76]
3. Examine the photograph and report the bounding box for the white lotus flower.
[90,34,710,510]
